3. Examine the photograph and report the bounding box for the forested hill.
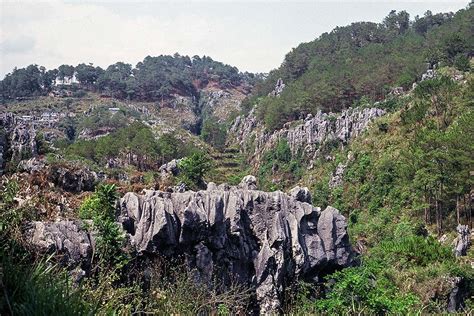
[245,6,473,130]
[0,54,259,102]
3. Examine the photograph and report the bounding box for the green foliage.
[311,261,419,315]
[64,122,193,170]
[375,235,454,267]
[0,180,21,234]
[1,255,93,315]
[257,139,303,191]
[249,6,473,131]
[146,260,251,314]
[177,151,212,189]
[200,116,227,150]
[1,54,254,101]
[79,184,126,266]
[454,54,471,72]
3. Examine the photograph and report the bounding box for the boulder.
[453,225,470,257]
[239,175,257,190]
[48,164,98,192]
[288,186,312,203]
[26,220,94,268]
[159,158,181,179]
[118,184,355,313]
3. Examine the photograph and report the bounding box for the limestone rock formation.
[27,220,94,268]
[268,78,285,97]
[229,107,385,166]
[159,158,182,179]
[288,186,312,204]
[453,224,471,257]
[48,164,98,192]
[118,183,355,312]
[0,113,38,174]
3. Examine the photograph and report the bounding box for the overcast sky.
[0,0,469,78]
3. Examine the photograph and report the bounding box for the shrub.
[293,260,420,315]
[177,152,212,189]
[79,184,126,266]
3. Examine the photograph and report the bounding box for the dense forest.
[0,54,258,102]
[244,7,473,130]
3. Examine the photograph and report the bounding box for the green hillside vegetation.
[0,54,258,102]
[58,122,198,171]
[289,70,473,314]
[244,7,473,131]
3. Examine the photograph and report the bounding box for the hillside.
[1,5,473,316]
[243,6,473,131]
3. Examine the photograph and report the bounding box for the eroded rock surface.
[453,224,471,257]
[0,113,38,174]
[229,107,385,166]
[48,164,98,192]
[118,183,355,312]
[27,220,94,268]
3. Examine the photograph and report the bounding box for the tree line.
[0,54,258,102]
[245,7,473,131]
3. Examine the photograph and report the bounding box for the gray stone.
[453,224,470,257]
[289,186,312,203]
[229,107,385,166]
[268,78,286,97]
[118,185,355,313]
[26,220,94,267]
[240,175,257,190]
[48,164,98,192]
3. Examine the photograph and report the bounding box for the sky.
[0,0,469,78]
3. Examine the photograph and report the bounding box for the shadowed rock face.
[118,182,355,312]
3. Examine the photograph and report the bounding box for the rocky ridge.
[27,177,356,313]
[229,106,385,166]
[0,113,38,174]
[118,179,355,312]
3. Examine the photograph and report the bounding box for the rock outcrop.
[118,181,355,312]
[268,78,285,97]
[229,107,385,166]
[453,224,471,257]
[48,164,98,192]
[27,220,94,268]
[0,113,38,174]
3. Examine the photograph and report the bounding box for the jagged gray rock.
[288,186,312,204]
[48,164,98,192]
[268,78,285,97]
[27,220,94,267]
[118,184,355,312]
[159,158,181,179]
[18,157,47,173]
[239,175,257,190]
[229,107,385,166]
[453,224,471,257]
[0,113,38,174]
[329,152,353,189]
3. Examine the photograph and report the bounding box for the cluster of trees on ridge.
[244,7,473,130]
[0,54,258,102]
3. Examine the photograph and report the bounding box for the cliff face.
[26,179,355,313]
[0,113,38,174]
[118,180,355,312]
[229,107,385,166]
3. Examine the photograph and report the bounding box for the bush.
[79,184,126,266]
[292,260,419,315]
[177,152,212,189]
